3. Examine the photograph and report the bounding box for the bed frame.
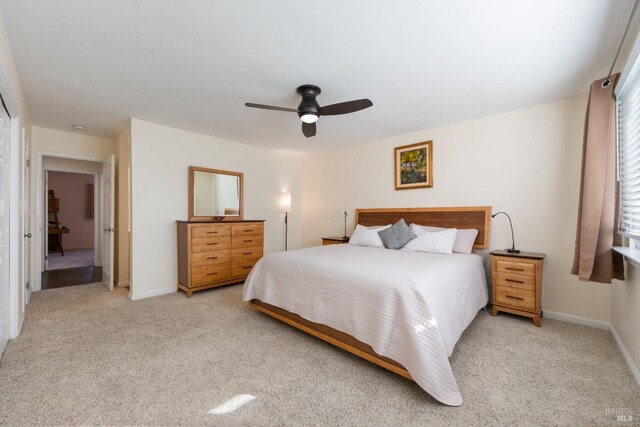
[248,206,492,381]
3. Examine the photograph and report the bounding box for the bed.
[243,206,491,406]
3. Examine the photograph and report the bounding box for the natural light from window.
[209,394,257,415]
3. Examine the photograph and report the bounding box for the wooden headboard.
[355,206,492,249]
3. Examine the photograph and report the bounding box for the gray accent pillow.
[378,219,416,250]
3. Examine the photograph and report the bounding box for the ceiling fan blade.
[319,99,373,116]
[302,122,316,138]
[245,102,298,113]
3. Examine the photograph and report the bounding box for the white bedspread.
[242,244,488,406]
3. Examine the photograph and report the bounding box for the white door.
[22,136,31,302]
[101,154,115,290]
[0,103,11,353]
[44,170,49,271]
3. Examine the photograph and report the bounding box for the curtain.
[571,74,624,283]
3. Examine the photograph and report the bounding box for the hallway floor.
[41,266,102,290]
[47,248,94,270]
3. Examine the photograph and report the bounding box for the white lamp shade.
[300,113,318,123]
[280,192,292,212]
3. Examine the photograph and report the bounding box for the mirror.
[189,166,243,221]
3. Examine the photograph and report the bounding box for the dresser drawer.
[494,271,534,291]
[191,236,230,252]
[496,259,535,276]
[191,224,231,238]
[191,249,229,267]
[191,264,230,286]
[231,259,259,278]
[232,224,263,237]
[232,246,263,261]
[495,286,535,311]
[232,235,262,249]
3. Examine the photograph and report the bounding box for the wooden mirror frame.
[188,166,244,221]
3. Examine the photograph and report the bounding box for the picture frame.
[394,141,433,190]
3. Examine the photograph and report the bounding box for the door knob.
[24,233,32,238]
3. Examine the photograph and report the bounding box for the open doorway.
[34,153,116,293]
[40,156,105,290]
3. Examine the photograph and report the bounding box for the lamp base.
[342,235,349,239]
[505,248,521,254]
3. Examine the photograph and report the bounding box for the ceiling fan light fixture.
[300,113,318,124]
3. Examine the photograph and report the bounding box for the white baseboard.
[128,287,176,301]
[610,324,640,388]
[542,310,611,330]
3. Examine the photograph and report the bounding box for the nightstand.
[490,250,545,327]
[322,236,350,245]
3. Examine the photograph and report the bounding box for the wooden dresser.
[177,220,265,297]
[490,250,545,327]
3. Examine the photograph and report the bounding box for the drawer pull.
[206,243,218,246]
[505,267,523,271]
[243,266,253,270]
[505,278,524,284]
[206,256,218,260]
[243,240,252,243]
[207,231,218,234]
[243,252,252,255]
[505,295,524,301]
[243,230,252,233]
[206,272,219,276]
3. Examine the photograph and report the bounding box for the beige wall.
[129,119,303,300]
[115,132,131,285]
[301,95,613,323]
[47,171,94,250]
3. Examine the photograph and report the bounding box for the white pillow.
[411,224,478,254]
[404,227,457,254]
[349,224,391,248]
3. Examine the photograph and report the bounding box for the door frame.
[8,118,21,338]
[34,151,103,292]
[22,131,31,306]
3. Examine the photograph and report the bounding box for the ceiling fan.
[245,85,373,138]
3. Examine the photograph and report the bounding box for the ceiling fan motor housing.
[297,84,321,120]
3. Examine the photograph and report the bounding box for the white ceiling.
[0,0,635,151]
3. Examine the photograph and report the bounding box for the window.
[617,57,640,240]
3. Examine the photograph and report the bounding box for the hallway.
[41,266,102,290]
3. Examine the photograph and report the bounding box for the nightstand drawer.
[495,286,535,311]
[495,271,534,291]
[496,259,535,276]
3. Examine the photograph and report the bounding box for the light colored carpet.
[47,248,94,270]
[0,283,638,426]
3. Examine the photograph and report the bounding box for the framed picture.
[394,141,433,190]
